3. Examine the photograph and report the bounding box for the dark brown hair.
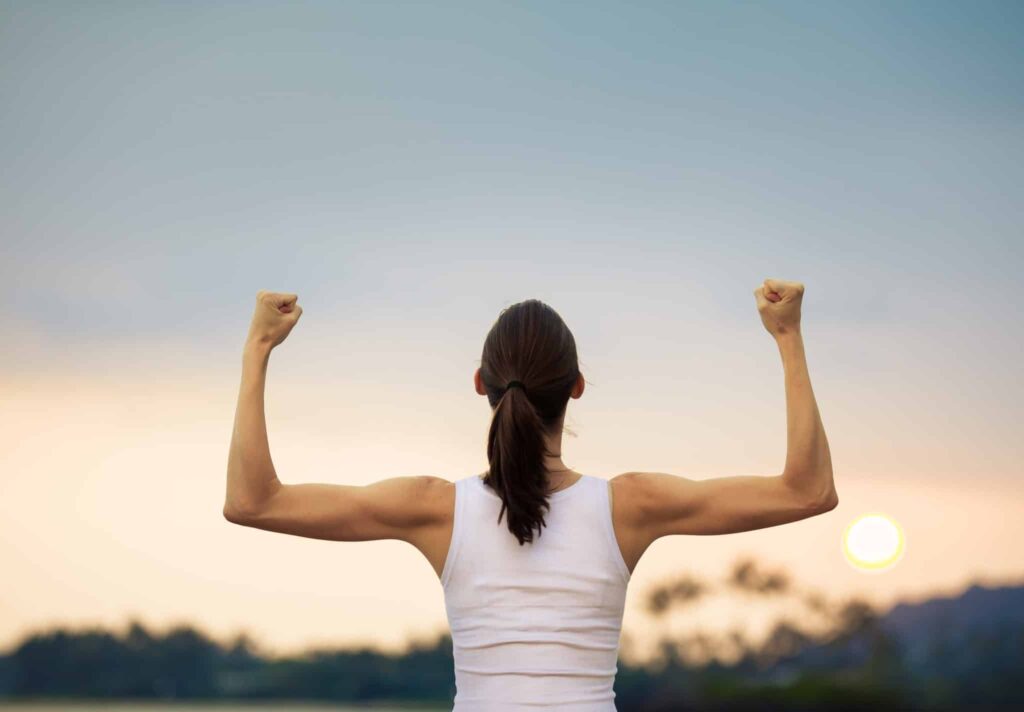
[479,299,581,546]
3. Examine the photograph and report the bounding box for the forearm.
[776,331,836,504]
[224,341,281,515]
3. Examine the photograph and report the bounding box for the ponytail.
[479,300,581,546]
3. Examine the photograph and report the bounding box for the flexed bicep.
[613,471,837,543]
[224,475,453,543]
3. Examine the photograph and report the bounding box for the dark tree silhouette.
[2,562,1021,710]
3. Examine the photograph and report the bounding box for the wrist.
[775,330,804,356]
[243,339,273,361]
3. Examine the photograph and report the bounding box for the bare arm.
[775,330,835,504]
[223,291,450,545]
[223,341,279,518]
[612,279,837,551]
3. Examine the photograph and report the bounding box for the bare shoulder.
[607,472,665,573]
[399,476,456,579]
[381,474,456,553]
[609,471,661,523]
[417,475,458,524]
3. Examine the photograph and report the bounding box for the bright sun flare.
[842,513,905,572]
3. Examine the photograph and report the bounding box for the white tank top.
[441,472,631,711]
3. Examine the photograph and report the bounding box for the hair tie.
[505,380,527,393]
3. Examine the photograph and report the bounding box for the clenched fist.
[247,290,303,349]
[754,278,804,338]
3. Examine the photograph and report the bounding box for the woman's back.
[442,472,631,711]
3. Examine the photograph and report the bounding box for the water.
[0,705,448,712]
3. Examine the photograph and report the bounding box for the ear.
[570,371,585,399]
[474,367,486,396]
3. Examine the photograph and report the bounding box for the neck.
[541,424,570,474]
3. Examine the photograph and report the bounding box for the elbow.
[223,484,279,525]
[223,501,258,525]
[811,486,839,514]
[223,503,245,524]
[783,473,839,514]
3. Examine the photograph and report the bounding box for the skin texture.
[225,280,838,580]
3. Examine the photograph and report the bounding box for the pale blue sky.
[3,0,1020,343]
[1,0,1022,655]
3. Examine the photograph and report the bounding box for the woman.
[224,279,837,711]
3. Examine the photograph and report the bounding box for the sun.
[842,513,905,572]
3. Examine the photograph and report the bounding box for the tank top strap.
[440,475,469,589]
[591,475,631,584]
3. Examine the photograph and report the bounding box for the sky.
[1,0,1022,663]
